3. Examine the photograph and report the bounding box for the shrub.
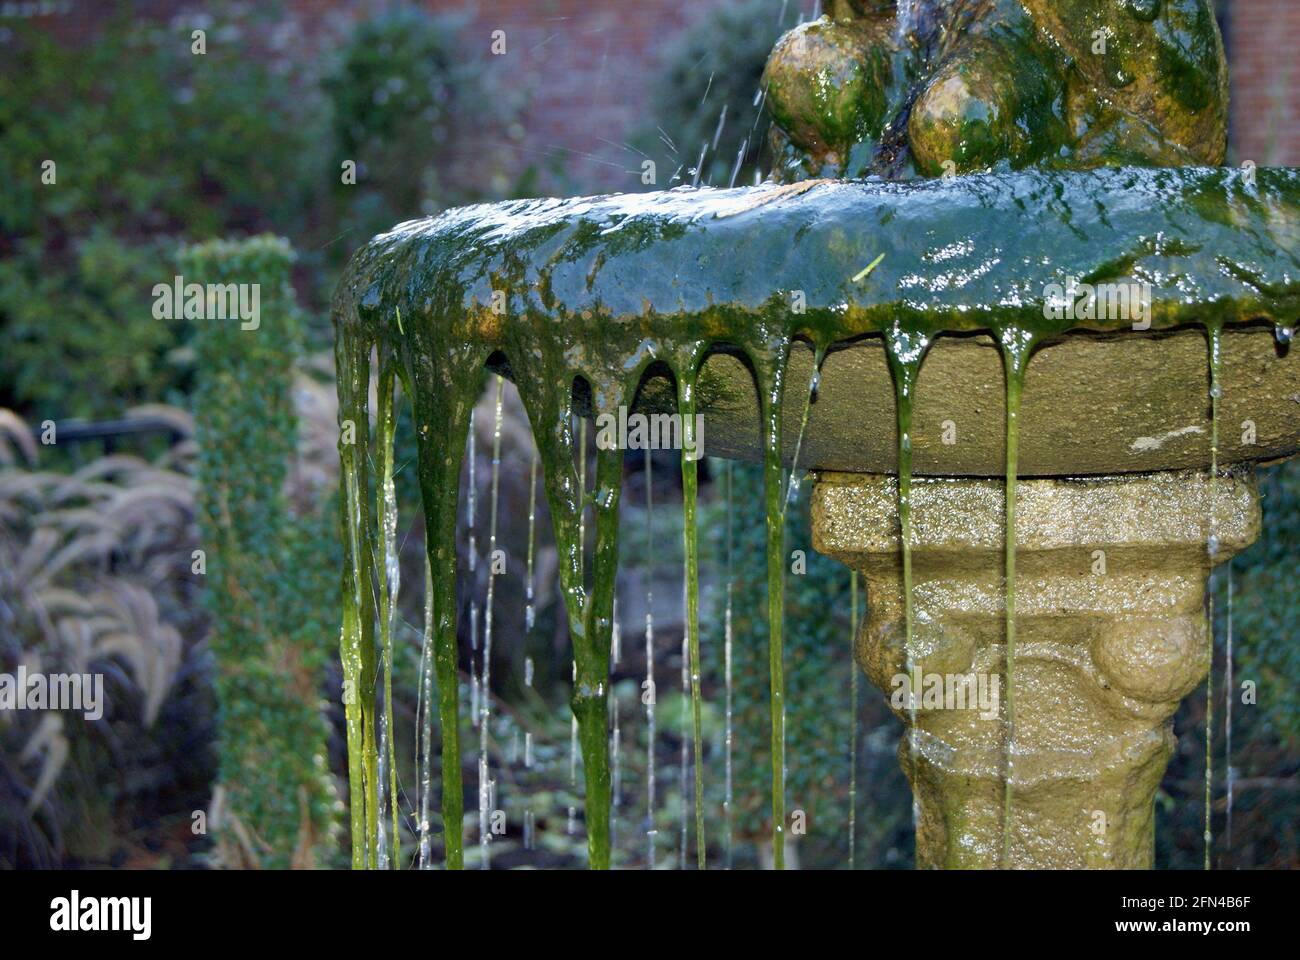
[0,7,323,420]
[184,236,338,868]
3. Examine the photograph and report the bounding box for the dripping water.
[885,329,932,840]
[418,554,435,869]
[692,141,708,189]
[526,450,538,631]
[848,571,859,870]
[611,697,622,856]
[997,326,1036,869]
[470,606,480,726]
[478,375,505,869]
[728,138,748,190]
[376,366,401,868]
[522,447,538,860]
[723,458,734,870]
[761,348,790,869]
[679,628,689,867]
[571,416,586,791]
[570,660,579,785]
[644,445,658,868]
[1205,320,1224,870]
[468,400,477,570]
[1225,560,1234,852]
[679,363,707,868]
[784,347,825,511]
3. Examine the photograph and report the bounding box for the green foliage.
[639,0,791,187]
[0,233,188,418]
[0,7,323,420]
[701,460,853,862]
[322,5,501,245]
[1222,459,1300,745]
[184,236,338,868]
[1154,467,1300,870]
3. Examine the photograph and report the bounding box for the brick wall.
[401,0,1300,181]
[7,0,1299,177]
[1228,0,1300,165]
[425,0,699,193]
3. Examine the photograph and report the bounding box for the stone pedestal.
[812,469,1259,869]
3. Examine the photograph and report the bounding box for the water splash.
[848,570,859,870]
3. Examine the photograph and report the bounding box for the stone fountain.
[333,0,1299,869]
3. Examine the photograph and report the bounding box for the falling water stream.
[723,459,735,869]
[1205,321,1224,869]
[418,554,435,868]
[884,330,929,833]
[997,328,1035,868]
[1225,560,1234,852]
[848,570,858,870]
[643,446,657,867]
[376,368,400,869]
[679,370,706,868]
[335,168,1298,869]
[478,376,505,869]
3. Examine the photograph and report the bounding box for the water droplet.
[1276,325,1294,345]
[1208,534,1221,559]
[1210,383,1222,399]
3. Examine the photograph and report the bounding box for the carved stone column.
[812,469,1258,868]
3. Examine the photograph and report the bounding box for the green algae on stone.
[678,364,707,868]
[764,0,1229,178]
[763,14,904,178]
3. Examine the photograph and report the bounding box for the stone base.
[812,469,1259,869]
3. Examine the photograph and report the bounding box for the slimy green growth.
[333,166,1297,868]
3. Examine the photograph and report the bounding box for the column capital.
[811,468,1258,868]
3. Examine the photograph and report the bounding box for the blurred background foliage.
[634,0,787,189]
[183,236,339,868]
[0,0,1296,869]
